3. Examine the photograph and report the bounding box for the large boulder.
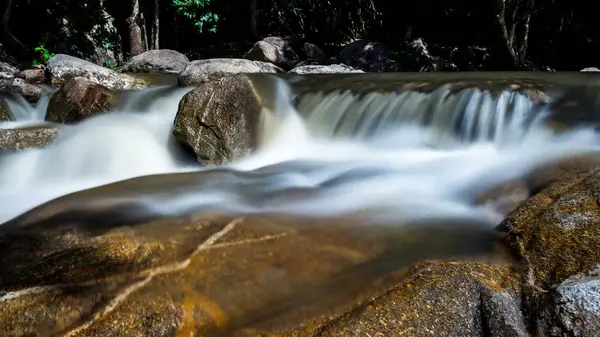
[178,58,283,86]
[498,167,600,336]
[0,125,59,150]
[245,36,299,69]
[173,74,264,165]
[46,54,149,90]
[46,77,118,123]
[122,49,189,74]
[0,169,507,336]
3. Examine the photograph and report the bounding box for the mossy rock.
[499,167,600,335]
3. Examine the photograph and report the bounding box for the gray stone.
[245,36,299,69]
[0,78,44,103]
[288,64,364,74]
[46,77,117,123]
[551,268,600,336]
[0,61,19,79]
[122,49,189,74]
[178,58,283,86]
[46,54,149,90]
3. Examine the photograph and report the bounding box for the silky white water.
[0,78,599,227]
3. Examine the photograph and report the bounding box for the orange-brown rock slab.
[290,262,526,337]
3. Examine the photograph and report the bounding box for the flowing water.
[0,86,55,129]
[0,75,599,232]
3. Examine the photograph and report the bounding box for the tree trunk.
[151,0,159,49]
[126,0,145,56]
[492,0,534,69]
[140,12,149,51]
[250,0,257,36]
[173,8,179,50]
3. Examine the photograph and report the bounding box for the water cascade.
[0,86,55,129]
[0,74,599,230]
[295,86,547,146]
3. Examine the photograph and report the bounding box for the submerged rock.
[0,102,10,121]
[0,125,59,150]
[46,77,118,123]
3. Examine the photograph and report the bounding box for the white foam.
[0,80,598,226]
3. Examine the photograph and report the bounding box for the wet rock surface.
[0,166,506,337]
[46,77,118,123]
[285,72,564,98]
[0,125,59,150]
[2,155,600,336]
[0,101,10,121]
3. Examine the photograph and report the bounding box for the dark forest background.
[1,0,598,71]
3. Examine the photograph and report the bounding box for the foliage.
[31,44,55,66]
[104,60,116,70]
[172,0,219,33]
[2,0,600,71]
